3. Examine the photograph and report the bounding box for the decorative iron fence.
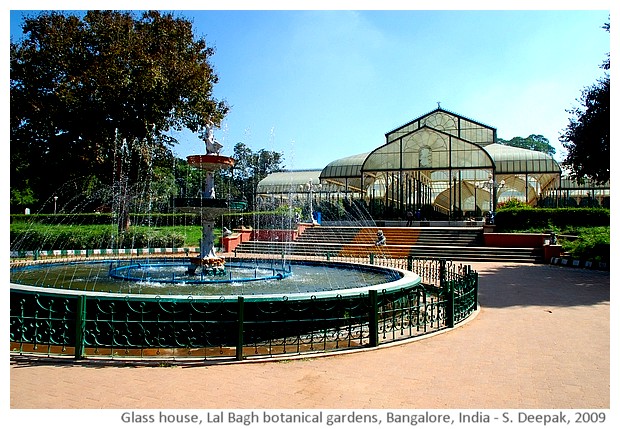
[10,257,477,362]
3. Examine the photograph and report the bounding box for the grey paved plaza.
[10,262,610,409]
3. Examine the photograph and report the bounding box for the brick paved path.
[10,263,610,409]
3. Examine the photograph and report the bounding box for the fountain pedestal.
[186,218,225,275]
[174,151,239,274]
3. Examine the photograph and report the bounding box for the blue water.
[10,259,399,297]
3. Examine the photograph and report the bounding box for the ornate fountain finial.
[205,121,223,155]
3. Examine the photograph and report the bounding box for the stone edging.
[549,257,608,270]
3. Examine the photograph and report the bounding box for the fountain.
[10,123,409,294]
[104,123,294,285]
[9,125,478,362]
[179,122,239,276]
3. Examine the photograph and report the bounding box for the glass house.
[257,108,597,219]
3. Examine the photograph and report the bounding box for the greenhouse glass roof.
[256,170,345,195]
[256,170,321,194]
[385,108,496,146]
[320,152,369,179]
[484,143,561,174]
[363,127,494,172]
[319,152,374,192]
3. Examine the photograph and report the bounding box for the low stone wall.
[483,233,547,247]
[10,247,199,259]
[223,227,302,253]
[222,233,243,253]
[234,227,253,242]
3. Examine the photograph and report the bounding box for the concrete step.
[235,226,543,263]
[296,226,484,247]
[233,241,543,263]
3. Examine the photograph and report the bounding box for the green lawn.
[10,223,213,250]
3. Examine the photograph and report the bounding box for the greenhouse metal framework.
[256,108,607,218]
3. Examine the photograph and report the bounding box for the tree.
[173,158,207,200]
[559,21,610,184]
[497,134,556,156]
[220,142,284,210]
[10,11,229,230]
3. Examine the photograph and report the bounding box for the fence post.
[439,258,447,290]
[369,253,375,265]
[368,289,379,347]
[236,297,245,361]
[74,295,87,359]
[446,280,455,329]
[407,255,413,272]
[473,271,479,311]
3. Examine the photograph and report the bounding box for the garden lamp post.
[53,195,58,214]
[481,176,505,213]
[475,182,483,216]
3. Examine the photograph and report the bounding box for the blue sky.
[9,6,611,171]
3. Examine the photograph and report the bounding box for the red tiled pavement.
[9,262,611,410]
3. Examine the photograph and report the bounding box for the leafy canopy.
[10,10,229,211]
[216,142,284,208]
[559,21,610,185]
[497,134,555,156]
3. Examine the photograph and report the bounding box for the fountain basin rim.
[10,259,421,302]
[109,261,293,284]
[187,154,235,169]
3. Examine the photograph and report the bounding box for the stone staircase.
[233,226,545,263]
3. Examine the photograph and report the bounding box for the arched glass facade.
[258,108,567,218]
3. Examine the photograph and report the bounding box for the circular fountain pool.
[10,255,477,362]
[10,257,410,298]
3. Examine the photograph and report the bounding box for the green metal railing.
[10,257,477,362]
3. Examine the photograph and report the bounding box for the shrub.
[559,227,610,263]
[496,198,530,210]
[494,207,609,231]
[10,213,203,226]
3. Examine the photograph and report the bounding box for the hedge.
[10,223,189,251]
[10,213,203,226]
[494,207,610,231]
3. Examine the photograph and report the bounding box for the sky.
[8,4,612,171]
